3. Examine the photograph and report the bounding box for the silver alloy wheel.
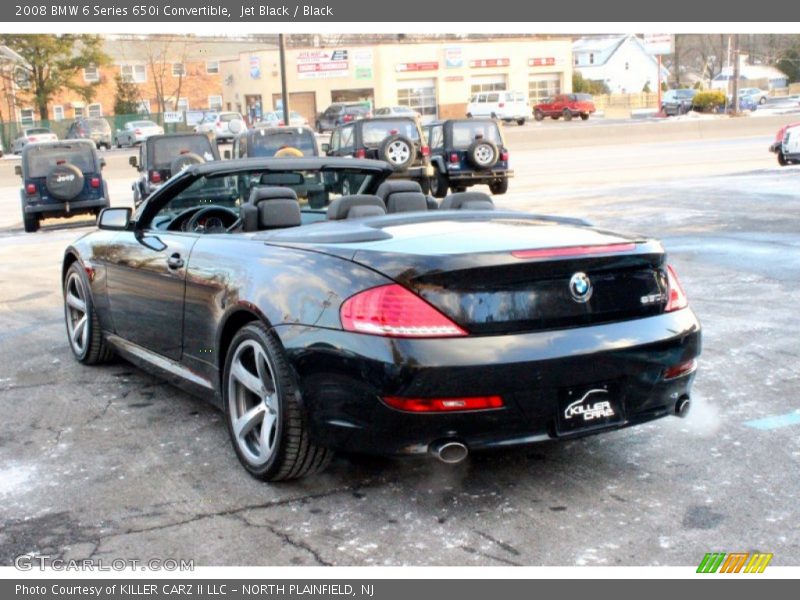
[227,339,280,466]
[386,140,411,165]
[65,272,89,356]
[474,143,495,166]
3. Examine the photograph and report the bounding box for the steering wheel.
[184,206,239,234]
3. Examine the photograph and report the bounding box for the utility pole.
[279,34,290,126]
[731,34,740,115]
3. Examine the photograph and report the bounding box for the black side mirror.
[98,207,131,230]
[129,156,138,168]
[14,165,22,177]
[321,143,330,154]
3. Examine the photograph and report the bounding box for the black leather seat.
[440,191,494,211]
[375,180,429,213]
[241,187,302,231]
[327,195,387,220]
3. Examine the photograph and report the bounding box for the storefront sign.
[297,49,349,79]
[643,34,674,55]
[163,111,183,123]
[445,47,463,68]
[528,57,556,67]
[353,48,373,81]
[469,58,510,68]
[396,62,439,72]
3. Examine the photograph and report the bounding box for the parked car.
[114,120,164,148]
[194,111,245,142]
[64,118,112,150]
[466,91,529,124]
[374,106,421,119]
[769,121,800,166]
[17,139,108,233]
[425,119,512,197]
[324,116,432,193]
[315,102,372,132]
[129,133,220,206]
[261,110,308,127]
[534,93,597,121]
[660,89,697,116]
[62,156,701,480]
[232,125,319,159]
[738,87,769,105]
[11,127,58,153]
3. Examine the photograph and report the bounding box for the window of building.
[589,53,595,65]
[625,62,630,71]
[574,57,579,66]
[397,79,437,120]
[52,105,65,121]
[208,95,223,111]
[88,103,103,118]
[206,60,220,74]
[74,106,85,119]
[121,64,146,83]
[469,75,508,94]
[84,65,100,82]
[528,74,562,105]
[20,108,35,126]
[172,63,185,77]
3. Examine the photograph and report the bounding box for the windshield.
[362,119,420,145]
[149,166,383,229]
[248,129,317,157]
[451,121,502,148]
[87,119,110,132]
[25,144,95,177]
[150,136,217,168]
[25,128,52,135]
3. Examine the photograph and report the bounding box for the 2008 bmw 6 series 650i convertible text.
[62,157,701,481]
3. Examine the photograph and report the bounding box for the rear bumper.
[24,197,109,216]
[274,308,701,456]
[448,169,513,182]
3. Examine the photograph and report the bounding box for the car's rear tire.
[489,178,509,195]
[223,322,333,481]
[430,169,449,198]
[22,209,39,233]
[64,262,114,364]
[534,110,544,121]
[562,109,573,121]
[516,118,526,125]
[778,152,788,166]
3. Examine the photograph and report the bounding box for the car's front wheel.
[562,109,573,121]
[22,210,39,233]
[64,262,114,364]
[534,110,544,121]
[224,322,332,481]
[489,178,509,194]
[778,152,789,166]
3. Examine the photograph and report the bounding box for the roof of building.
[103,36,276,62]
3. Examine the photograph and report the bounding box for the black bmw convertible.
[62,157,701,480]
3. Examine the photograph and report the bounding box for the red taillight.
[340,284,467,338]
[216,122,222,128]
[355,148,366,159]
[150,171,162,183]
[90,177,100,188]
[449,152,459,164]
[663,358,697,380]
[500,151,509,161]
[25,183,37,195]
[665,265,688,312]
[511,243,636,260]
[343,114,354,122]
[421,145,430,157]
[134,129,142,134]
[382,395,504,413]
[29,136,38,142]
[498,102,505,108]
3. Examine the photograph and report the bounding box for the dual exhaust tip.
[430,397,691,462]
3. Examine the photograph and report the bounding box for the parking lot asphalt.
[1,118,799,566]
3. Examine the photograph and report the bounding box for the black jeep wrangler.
[130,133,219,206]
[324,116,432,194]
[17,140,109,233]
[424,119,512,198]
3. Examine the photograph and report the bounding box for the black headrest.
[248,186,298,205]
[440,191,494,211]
[258,199,301,229]
[327,195,386,220]
[375,179,423,201]
[386,191,428,213]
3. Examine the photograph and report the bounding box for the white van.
[466,91,529,124]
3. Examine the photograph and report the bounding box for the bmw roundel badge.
[569,272,593,303]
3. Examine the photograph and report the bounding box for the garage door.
[470,75,508,94]
[272,92,317,126]
[528,73,562,104]
[397,78,437,123]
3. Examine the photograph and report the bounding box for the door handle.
[167,253,184,270]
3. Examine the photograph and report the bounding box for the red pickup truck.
[533,93,597,121]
